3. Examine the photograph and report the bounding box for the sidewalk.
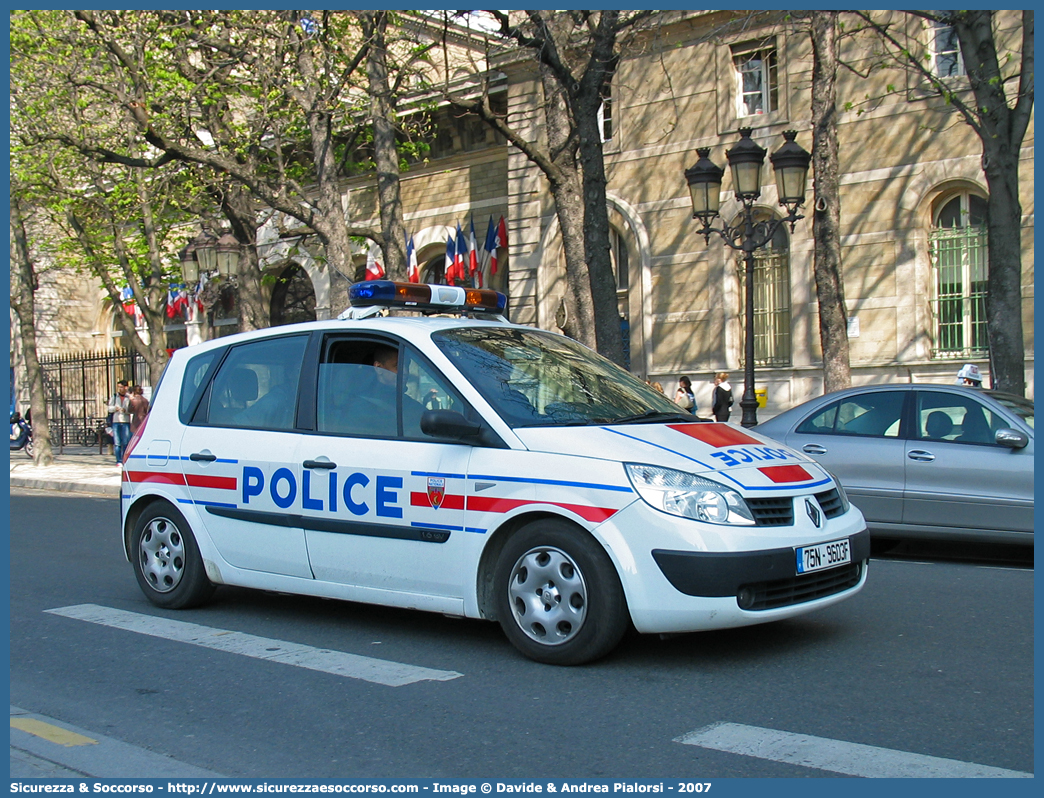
[9,445,122,497]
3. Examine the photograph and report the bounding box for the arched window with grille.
[930,191,988,358]
[738,216,791,367]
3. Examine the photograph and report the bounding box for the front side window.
[796,391,906,438]
[433,327,680,428]
[204,335,307,430]
[930,191,988,358]
[916,391,1003,445]
[315,337,467,440]
[732,40,778,117]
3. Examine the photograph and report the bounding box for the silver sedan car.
[756,385,1033,546]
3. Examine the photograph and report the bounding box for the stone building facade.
[13,10,1033,417]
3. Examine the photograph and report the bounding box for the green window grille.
[739,236,791,367]
[929,224,988,359]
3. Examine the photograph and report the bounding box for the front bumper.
[652,527,870,606]
[590,499,870,634]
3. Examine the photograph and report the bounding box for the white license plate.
[795,538,851,574]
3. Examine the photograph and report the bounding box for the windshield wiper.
[609,410,701,425]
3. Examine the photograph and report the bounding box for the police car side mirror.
[995,428,1029,449]
[421,409,483,441]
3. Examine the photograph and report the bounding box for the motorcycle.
[10,411,33,459]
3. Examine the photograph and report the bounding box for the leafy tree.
[11,11,207,383]
[854,10,1033,396]
[444,10,652,365]
[67,9,430,282]
[809,10,851,393]
[10,197,54,466]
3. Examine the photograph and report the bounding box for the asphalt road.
[9,490,1034,779]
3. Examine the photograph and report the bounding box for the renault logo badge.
[805,498,822,528]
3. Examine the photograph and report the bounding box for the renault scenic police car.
[121,280,868,665]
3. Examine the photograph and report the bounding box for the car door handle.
[802,444,828,455]
[189,452,217,462]
[303,459,337,469]
[907,450,936,462]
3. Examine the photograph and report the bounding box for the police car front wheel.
[132,502,215,609]
[494,520,628,665]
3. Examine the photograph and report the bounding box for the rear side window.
[796,391,905,438]
[204,335,308,430]
[179,349,222,424]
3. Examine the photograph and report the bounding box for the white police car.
[121,280,869,665]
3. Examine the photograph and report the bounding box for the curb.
[9,475,120,497]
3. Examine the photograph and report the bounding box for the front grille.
[814,487,845,519]
[739,561,863,610]
[747,496,794,526]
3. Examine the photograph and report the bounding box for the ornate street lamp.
[179,227,241,284]
[191,228,219,275]
[178,241,199,286]
[215,232,242,278]
[684,128,811,427]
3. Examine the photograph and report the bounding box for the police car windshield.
[433,327,685,428]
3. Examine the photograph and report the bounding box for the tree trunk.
[550,176,597,349]
[810,10,851,393]
[220,185,268,332]
[954,10,1029,396]
[361,11,408,280]
[980,144,1026,395]
[575,90,625,367]
[10,200,54,465]
[574,13,626,367]
[539,63,596,349]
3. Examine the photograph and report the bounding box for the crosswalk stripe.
[675,722,1032,778]
[45,604,463,688]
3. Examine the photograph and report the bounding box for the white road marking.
[675,722,1032,778]
[45,604,463,687]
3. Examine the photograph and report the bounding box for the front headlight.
[625,463,755,526]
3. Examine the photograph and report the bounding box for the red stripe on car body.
[758,465,813,483]
[668,423,761,447]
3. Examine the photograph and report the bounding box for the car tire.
[132,501,215,609]
[494,519,628,665]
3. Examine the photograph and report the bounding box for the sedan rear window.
[796,391,905,438]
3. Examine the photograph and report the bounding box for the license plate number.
[795,538,851,574]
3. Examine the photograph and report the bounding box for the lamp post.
[177,227,241,345]
[684,128,811,427]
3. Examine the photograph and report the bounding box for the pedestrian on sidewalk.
[107,380,132,463]
[674,376,696,414]
[128,384,149,435]
[711,372,734,422]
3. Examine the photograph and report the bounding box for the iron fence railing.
[37,349,148,449]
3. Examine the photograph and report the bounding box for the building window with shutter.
[732,39,778,118]
[929,17,965,78]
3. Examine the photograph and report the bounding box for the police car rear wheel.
[132,502,215,609]
[495,520,628,665]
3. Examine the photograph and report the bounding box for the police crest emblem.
[427,477,446,509]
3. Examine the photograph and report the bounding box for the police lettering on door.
[242,466,403,518]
